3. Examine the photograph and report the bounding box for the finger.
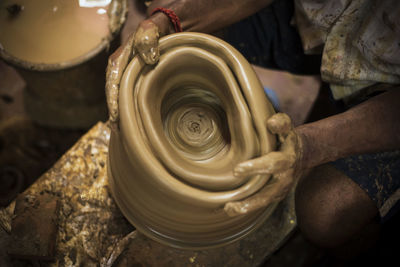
[105,33,136,124]
[274,169,296,197]
[134,20,160,65]
[106,32,135,85]
[280,131,299,155]
[224,169,294,217]
[233,152,296,178]
[267,113,292,142]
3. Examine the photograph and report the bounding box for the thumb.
[134,20,160,65]
[225,168,294,217]
[267,113,292,142]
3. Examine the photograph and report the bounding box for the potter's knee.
[295,182,342,248]
[294,165,378,248]
[295,197,343,248]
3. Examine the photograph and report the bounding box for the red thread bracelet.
[151,7,183,33]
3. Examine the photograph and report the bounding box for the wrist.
[148,12,174,36]
[294,128,310,171]
[294,122,342,170]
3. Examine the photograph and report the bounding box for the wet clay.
[225,113,303,216]
[107,32,278,249]
[0,0,110,64]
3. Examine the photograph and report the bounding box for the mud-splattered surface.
[8,193,60,260]
[0,122,296,266]
[111,193,296,267]
[0,122,134,266]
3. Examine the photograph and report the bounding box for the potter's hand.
[224,113,303,216]
[105,19,162,129]
[105,30,135,130]
[133,20,160,65]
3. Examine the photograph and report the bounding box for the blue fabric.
[331,150,400,222]
[263,87,280,111]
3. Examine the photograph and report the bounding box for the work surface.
[0,122,296,266]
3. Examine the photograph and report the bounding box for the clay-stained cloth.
[295,0,400,100]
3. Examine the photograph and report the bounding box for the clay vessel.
[0,0,127,128]
[108,32,277,249]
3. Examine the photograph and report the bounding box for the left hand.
[224,113,304,216]
[133,19,160,65]
[105,17,167,129]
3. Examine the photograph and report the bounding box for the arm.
[146,0,276,36]
[136,0,275,63]
[298,88,400,170]
[226,87,400,216]
[117,0,276,67]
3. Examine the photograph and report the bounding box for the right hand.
[224,113,304,216]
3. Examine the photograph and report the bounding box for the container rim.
[0,0,127,72]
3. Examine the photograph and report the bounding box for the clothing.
[222,0,321,75]
[225,0,400,100]
[295,0,400,220]
[223,0,400,222]
[294,0,400,100]
[331,150,400,222]
[263,87,280,111]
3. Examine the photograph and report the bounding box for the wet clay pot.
[0,0,127,129]
[108,32,277,249]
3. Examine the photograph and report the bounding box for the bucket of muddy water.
[0,0,127,128]
[108,32,279,249]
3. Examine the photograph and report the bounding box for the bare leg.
[295,164,380,259]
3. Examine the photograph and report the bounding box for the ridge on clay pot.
[108,32,277,249]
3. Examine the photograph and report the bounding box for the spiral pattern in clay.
[108,32,277,249]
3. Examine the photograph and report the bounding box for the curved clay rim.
[108,32,277,249]
[0,0,127,71]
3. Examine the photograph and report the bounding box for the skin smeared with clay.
[107,32,278,248]
[106,33,135,130]
[225,113,303,216]
[106,18,164,129]
[107,0,127,35]
[133,20,160,65]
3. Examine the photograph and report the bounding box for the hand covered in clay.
[133,19,160,65]
[105,19,163,129]
[224,113,303,216]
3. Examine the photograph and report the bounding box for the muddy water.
[0,0,110,64]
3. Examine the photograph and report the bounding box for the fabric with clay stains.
[294,0,400,100]
[331,150,400,222]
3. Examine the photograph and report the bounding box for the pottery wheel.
[108,32,277,249]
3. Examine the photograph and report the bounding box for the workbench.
[0,122,296,266]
